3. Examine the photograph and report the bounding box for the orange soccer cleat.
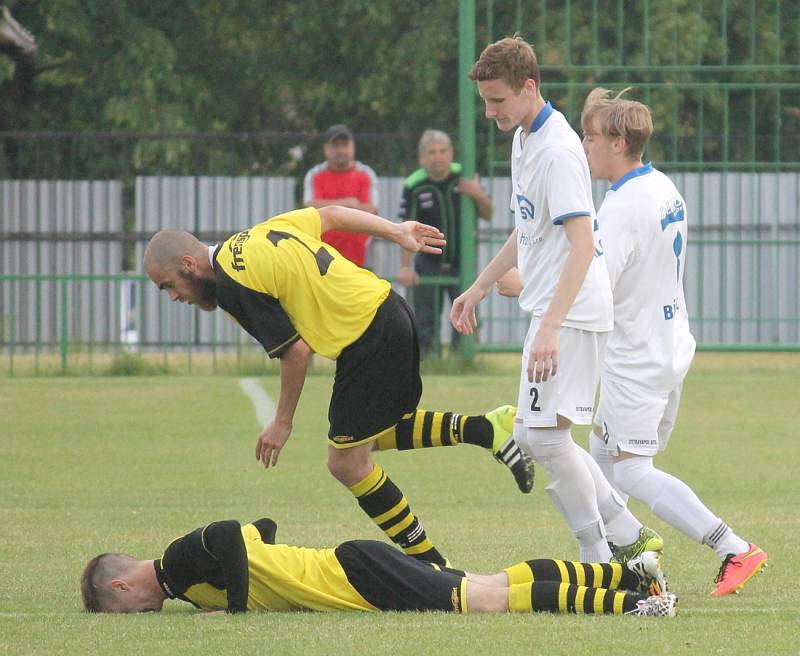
[711,543,768,596]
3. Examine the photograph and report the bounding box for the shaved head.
[143,230,207,274]
[81,553,137,612]
[144,230,218,311]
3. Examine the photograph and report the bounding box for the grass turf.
[1,354,798,655]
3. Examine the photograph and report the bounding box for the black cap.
[323,124,354,143]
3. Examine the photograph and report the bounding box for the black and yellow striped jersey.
[213,208,391,359]
[154,519,376,613]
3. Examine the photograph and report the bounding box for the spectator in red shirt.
[303,124,379,267]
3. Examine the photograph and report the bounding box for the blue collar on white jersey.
[610,161,654,191]
[530,101,554,133]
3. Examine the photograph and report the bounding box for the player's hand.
[450,286,484,336]
[528,324,559,383]
[255,418,292,468]
[396,221,446,254]
[396,267,419,287]
[495,268,523,298]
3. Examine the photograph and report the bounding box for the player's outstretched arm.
[318,205,445,254]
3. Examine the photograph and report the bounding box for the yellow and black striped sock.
[508,581,641,615]
[505,558,639,591]
[348,464,447,566]
[374,410,493,451]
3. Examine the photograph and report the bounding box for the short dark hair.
[80,552,135,612]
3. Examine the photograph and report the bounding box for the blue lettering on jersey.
[673,232,683,281]
[516,194,535,221]
[659,199,686,281]
[660,198,685,231]
[663,298,680,320]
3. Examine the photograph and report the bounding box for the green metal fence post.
[458,0,477,361]
[60,277,69,373]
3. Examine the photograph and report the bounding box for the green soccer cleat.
[625,592,678,618]
[486,405,534,494]
[611,526,664,564]
[626,550,669,596]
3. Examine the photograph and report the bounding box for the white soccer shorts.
[594,376,684,456]
[515,318,607,428]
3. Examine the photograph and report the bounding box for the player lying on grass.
[81,517,676,617]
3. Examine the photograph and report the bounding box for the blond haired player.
[581,87,767,595]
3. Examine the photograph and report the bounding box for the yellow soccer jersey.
[155,520,376,613]
[214,208,391,359]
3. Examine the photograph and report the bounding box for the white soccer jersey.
[597,163,696,390]
[510,103,613,331]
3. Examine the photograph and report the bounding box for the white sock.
[614,457,737,555]
[577,441,641,547]
[702,521,751,559]
[575,520,612,563]
[520,428,612,562]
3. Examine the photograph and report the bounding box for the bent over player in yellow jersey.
[81,517,676,617]
[143,206,534,566]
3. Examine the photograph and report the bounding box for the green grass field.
[1,354,798,655]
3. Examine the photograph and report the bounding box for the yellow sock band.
[348,464,385,497]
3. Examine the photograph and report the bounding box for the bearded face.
[178,268,218,311]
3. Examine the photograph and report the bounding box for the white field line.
[238,378,276,428]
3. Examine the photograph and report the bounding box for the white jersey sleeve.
[544,148,595,224]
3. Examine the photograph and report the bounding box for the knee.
[522,428,573,464]
[612,456,653,496]
[327,447,373,487]
[326,452,352,483]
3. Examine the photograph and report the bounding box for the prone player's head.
[418,129,453,182]
[469,36,542,132]
[81,553,165,614]
[144,230,218,311]
[581,88,653,179]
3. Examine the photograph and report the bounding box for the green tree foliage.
[485,0,799,169]
[0,0,797,178]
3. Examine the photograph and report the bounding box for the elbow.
[317,205,342,232]
[284,338,312,363]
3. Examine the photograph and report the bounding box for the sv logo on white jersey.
[516,194,535,221]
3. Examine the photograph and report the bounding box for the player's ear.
[110,579,130,592]
[180,255,197,273]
